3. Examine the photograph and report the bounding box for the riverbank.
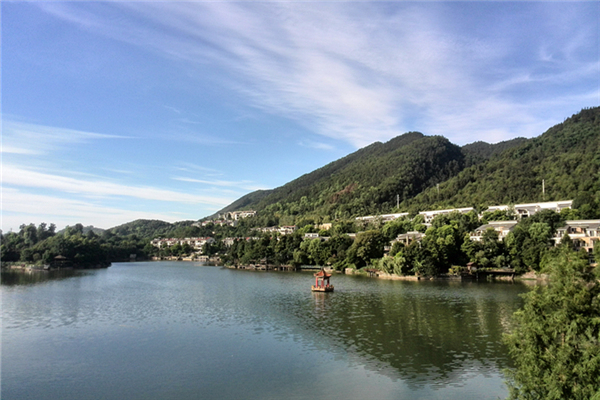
[225,262,552,283]
[1,261,111,271]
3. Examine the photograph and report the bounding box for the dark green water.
[1,262,529,399]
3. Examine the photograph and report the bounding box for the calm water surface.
[2,262,529,399]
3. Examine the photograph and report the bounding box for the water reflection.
[1,269,87,286]
[253,276,526,388]
[2,263,529,399]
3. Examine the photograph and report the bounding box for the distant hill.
[107,219,203,239]
[214,107,599,223]
[58,225,105,235]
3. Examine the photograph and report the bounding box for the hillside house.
[151,237,215,250]
[256,226,297,235]
[222,210,257,220]
[485,200,572,219]
[223,237,261,247]
[469,221,518,242]
[391,231,426,246]
[554,220,600,254]
[303,233,330,241]
[356,213,409,223]
[419,207,474,224]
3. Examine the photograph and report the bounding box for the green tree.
[346,230,386,268]
[503,248,600,400]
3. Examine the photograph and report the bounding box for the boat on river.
[312,268,334,292]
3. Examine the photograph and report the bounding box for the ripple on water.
[2,264,528,400]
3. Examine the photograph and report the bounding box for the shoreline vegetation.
[1,262,110,271]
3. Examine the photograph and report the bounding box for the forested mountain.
[216,107,599,224]
[405,107,600,211]
[218,132,470,225]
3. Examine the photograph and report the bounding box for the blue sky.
[2,1,599,231]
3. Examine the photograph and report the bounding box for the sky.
[2,1,599,231]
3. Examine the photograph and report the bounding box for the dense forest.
[405,107,600,210]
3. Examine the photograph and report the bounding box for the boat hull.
[311,285,334,292]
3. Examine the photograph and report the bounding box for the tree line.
[1,223,155,267]
[204,207,598,276]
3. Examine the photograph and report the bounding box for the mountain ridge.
[212,107,598,225]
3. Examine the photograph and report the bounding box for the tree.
[503,248,600,400]
[572,191,600,219]
[346,230,386,268]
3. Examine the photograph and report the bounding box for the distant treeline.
[1,223,153,267]
[209,205,598,276]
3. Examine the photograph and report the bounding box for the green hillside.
[461,137,528,167]
[221,133,472,225]
[405,107,600,211]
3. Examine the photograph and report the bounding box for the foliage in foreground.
[503,249,600,400]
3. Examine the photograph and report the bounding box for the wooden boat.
[312,268,334,292]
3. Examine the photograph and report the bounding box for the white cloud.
[3,164,234,206]
[298,140,335,151]
[172,177,267,192]
[2,119,133,155]
[1,188,185,231]
[37,2,599,147]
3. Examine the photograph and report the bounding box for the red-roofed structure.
[312,269,334,292]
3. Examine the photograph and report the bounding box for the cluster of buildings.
[355,200,573,225]
[153,200,598,258]
[255,226,297,235]
[469,219,599,254]
[222,237,261,247]
[341,200,597,256]
[150,237,215,250]
[197,210,258,227]
[394,219,598,256]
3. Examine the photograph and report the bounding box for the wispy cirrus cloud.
[3,164,233,206]
[36,2,599,148]
[1,119,133,155]
[1,187,185,231]
[174,162,223,176]
[298,140,335,151]
[173,176,267,192]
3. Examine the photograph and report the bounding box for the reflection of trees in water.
[1,266,528,388]
[268,279,528,387]
[1,269,84,286]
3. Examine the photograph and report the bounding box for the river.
[1,262,529,399]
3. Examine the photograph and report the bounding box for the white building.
[356,213,409,223]
[486,200,572,219]
[151,237,215,250]
[419,207,474,224]
[469,221,518,242]
[554,220,600,253]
